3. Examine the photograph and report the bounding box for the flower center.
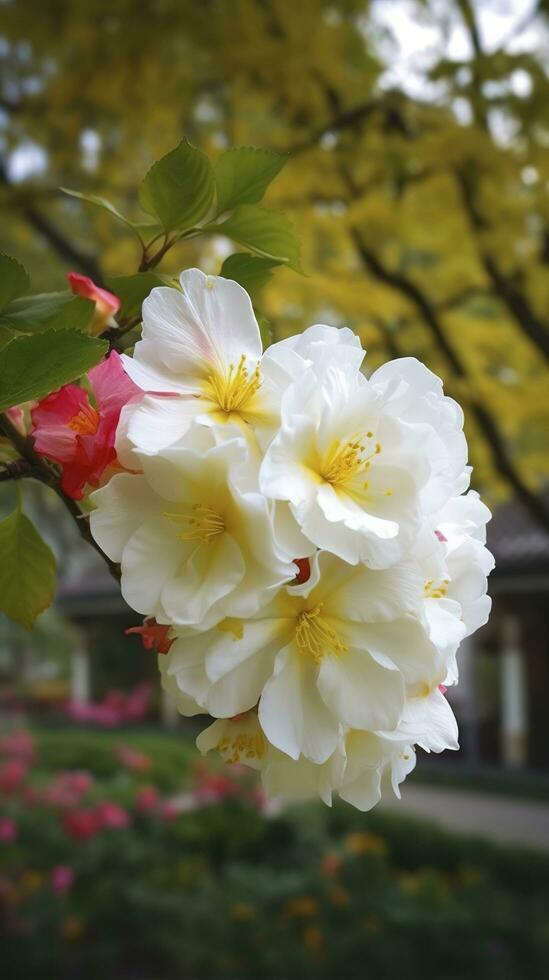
[320,435,381,487]
[68,403,100,436]
[295,604,347,663]
[163,504,225,543]
[424,579,450,599]
[217,730,266,764]
[205,354,261,414]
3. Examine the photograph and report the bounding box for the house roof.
[487,494,549,579]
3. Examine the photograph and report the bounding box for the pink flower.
[125,619,173,655]
[136,785,159,814]
[116,744,152,774]
[95,801,130,830]
[62,808,100,841]
[62,771,93,796]
[51,865,74,894]
[0,730,35,763]
[159,801,180,823]
[31,351,140,499]
[67,272,120,335]
[0,758,28,793]
[0,817,17,844]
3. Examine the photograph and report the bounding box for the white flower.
[368,357,469,513]
[263,322,365,382]
[260,362,435,568]
[196,710,346,806]
[339,731,416,811]
[119,269,281,457]
[161,552,437,763]
[90,423,295,628]
[413,490,494,683]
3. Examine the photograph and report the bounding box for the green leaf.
[0,255,30,312]
[0,292,95,334]
[138,139,215,232]
[130,222,164,243]
[205,205,302,273]
[214,147,287,214]
[0,330,107,412]
[61,188,143,240]
[0,508,56,629]
[256,311,273,348]
[220,253,283,300]
[104,272,169,320]
[0,325,14,352]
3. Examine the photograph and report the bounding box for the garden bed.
[1,727,548,979]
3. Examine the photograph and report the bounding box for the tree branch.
[0,160,103,283]
[456,168,549,361]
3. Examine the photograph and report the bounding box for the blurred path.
[380,784,549,851]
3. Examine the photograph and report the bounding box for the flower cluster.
[74,269,490,809]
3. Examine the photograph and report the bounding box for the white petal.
[89,474,155,561]
[317,647,403,730]
[259,644,338,763]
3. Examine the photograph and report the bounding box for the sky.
[371,0,541,98]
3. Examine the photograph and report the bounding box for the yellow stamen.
[205,354,261,414]
[424,578,450,599]
[68,403,99,436]
[295,604,347,663]
[320,437,381,488]
[217,731,266,764]
[163,504,225,543]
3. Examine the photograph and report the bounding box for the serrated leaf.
[214,147,287,214]
[0,255,30,312]
[0,292,95,334]
[104,272,169,320]
[138,139,215,232]
[0,330,107,412]
[61,188,143,240]
[220,253,282,300]
[206,205,302,273]
[0,508,56,629]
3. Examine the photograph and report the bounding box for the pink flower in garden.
[31,351,140,499]
[193,766,237,804]
[95,801,130,830]
[0,817,18,844]
[0,730,35,763]
[62,771,93,796]
[51,865,75,894]
[125,619,173,655]
[116,744,152,773]
[62,808,100,841]
[67,272,120,335]
[136,785,159,814]
[0,758,28,793]
[159,800,180,823]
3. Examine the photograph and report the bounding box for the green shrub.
[2,728,548,980]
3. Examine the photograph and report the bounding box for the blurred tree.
[1,0,548,522]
